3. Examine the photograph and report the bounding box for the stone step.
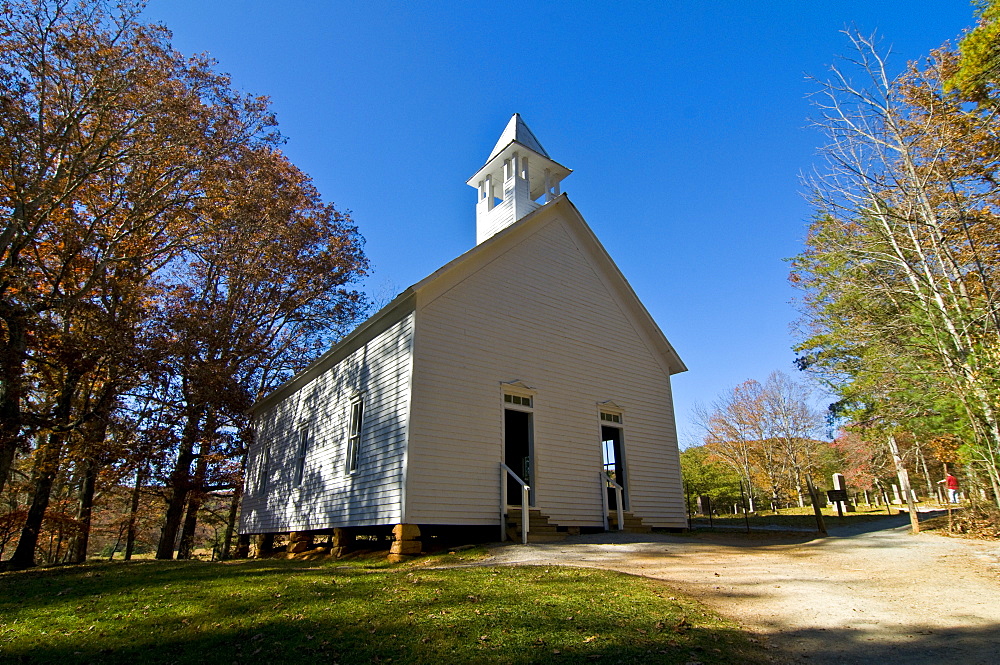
[505,507,568,543]
[506,527,568,543]
[608,512,652,533]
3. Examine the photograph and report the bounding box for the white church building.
[239,115,687,552]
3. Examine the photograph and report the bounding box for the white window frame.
[346,395,365,474]
[293,428,309,486]
[258,444,271,494]
[500,380,536,411]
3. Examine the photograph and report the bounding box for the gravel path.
[480,516,1000,664]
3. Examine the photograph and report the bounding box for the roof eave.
[247,290,417,415]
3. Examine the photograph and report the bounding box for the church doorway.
[505,408,534,505]
[602,425,627,510]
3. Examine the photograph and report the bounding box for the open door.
[505,408,533,505]
[602,425,627,510]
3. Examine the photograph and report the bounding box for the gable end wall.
[405,213,684,528]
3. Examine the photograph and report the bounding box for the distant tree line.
[0,0,369,568]
[689,371,835,512]
[790,5,1000,511]
[684,372,957,514]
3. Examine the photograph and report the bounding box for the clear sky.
[143,1,977,445]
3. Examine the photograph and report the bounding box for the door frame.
[598,405,629,512]
[501,381,536,507]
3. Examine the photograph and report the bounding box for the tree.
[0,1,368,567]
[762,371,826,506]
[0,0,273,499]
[152,145,367,560]
[680,445,742,513]
[695,380,765,511]
[947,0,1000,102]
[791,29,1000,509]
[695,371,826,511]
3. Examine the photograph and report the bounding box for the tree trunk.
[912,435,936,499]
[0,308,28,497]
[221,449,247,560]
[176,489,203,560]
[9,431,67,567]
[67,411,111,564]
[124,462,146,561]
[888,435,920,534]
[177,409,217,559]
[68,458,98,564]
[8,366,81,568]
[156,402,205,559]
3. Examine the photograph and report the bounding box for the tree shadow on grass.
[0,618,768,665]
[0,559,365,612]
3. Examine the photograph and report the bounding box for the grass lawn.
[687,504,908,531]
[0,550,772,664]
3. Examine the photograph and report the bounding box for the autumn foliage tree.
[0,1,367,567]
[695,371,827,511]
[152,146,367,560]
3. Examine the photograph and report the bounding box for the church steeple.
[467,114,571,244]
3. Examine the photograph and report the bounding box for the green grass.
[688,504,902,530]
[0,551,771,664]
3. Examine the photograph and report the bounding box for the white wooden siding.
[406,211,685,528]
[240,313,414,533]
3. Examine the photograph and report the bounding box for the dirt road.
[483,516,1000,664]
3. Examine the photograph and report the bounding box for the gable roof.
[249,195,685,414]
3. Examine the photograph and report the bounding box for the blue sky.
[144,1,977,444]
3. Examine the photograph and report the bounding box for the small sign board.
[827,489,849,502]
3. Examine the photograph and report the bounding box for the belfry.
[467,113,572,244]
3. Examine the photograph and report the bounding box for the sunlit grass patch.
[0,558,771,664]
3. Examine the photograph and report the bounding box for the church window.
[258,445,271,493]
[293,429,309,486]
[346,396,364,473]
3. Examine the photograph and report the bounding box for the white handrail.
[599,471,625,532]
[500,463,530,544]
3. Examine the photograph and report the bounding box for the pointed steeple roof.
[487,113,550,161]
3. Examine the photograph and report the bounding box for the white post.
[600,472,609,531]
[521,484,530,545]
[499,465,507,542]
[615,484,625,532]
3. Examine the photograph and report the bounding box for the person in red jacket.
[937,473,960,504]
